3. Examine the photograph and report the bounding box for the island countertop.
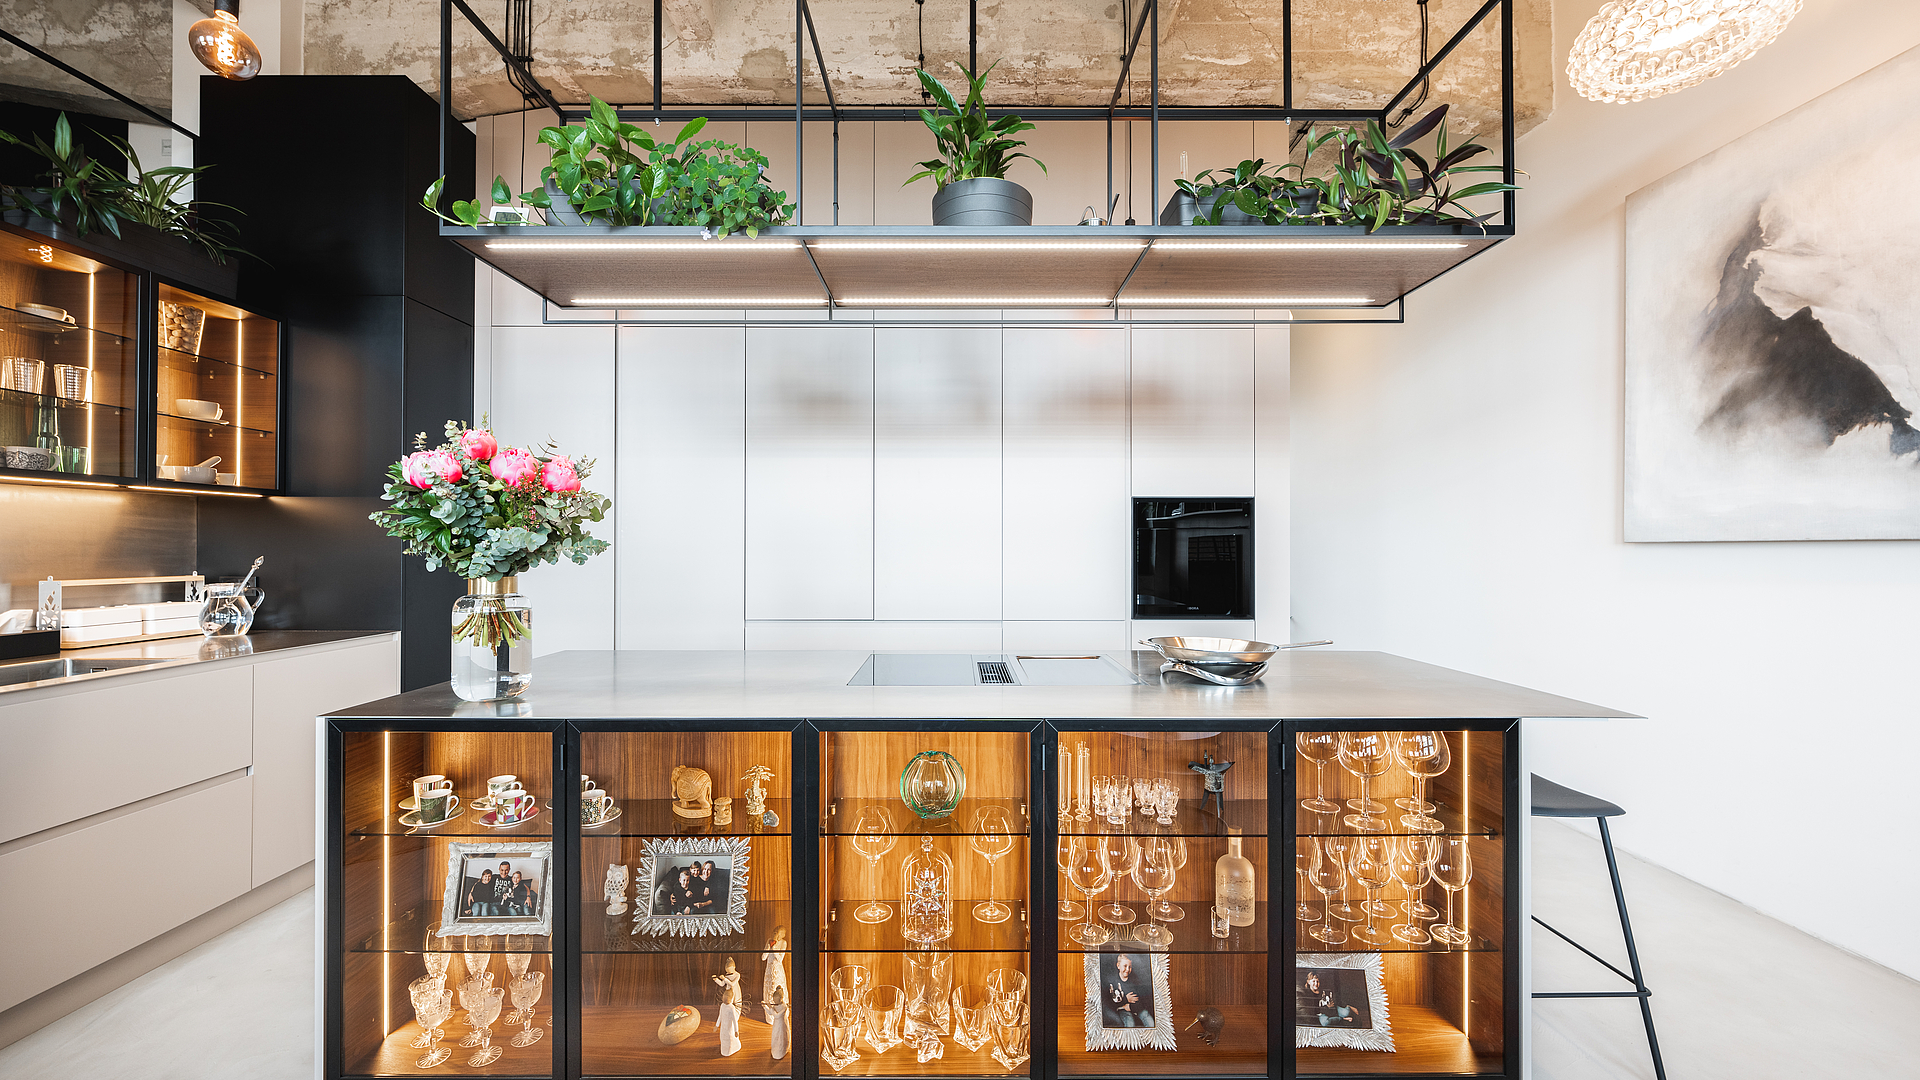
[329,648,1636,721]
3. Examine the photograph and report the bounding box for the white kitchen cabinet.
[1130,327,1256,496]
[875,327,1002,620]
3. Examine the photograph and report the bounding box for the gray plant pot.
[1160,190,1262,226]
[544,178,674,225]
[931,177,1033,226]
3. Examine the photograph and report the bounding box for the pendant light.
[1567,0,1802,104]
[188,0,263,81]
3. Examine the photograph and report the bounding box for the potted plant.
[906,61,1047,226]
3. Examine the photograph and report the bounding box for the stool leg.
[1598,816,1666,1080]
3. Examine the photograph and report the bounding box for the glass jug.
[198,583,254,637]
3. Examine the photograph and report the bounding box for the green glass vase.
[899,750,966,820]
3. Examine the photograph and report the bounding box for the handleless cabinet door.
[875,326,1002,620]
[746,326,875,621]
[1130,327,1255,496]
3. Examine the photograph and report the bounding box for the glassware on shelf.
[408,975,447,1049]
[1132,776,1152,818]
[422,924,452,983]
[1389,837,1436,945]
[830,965,873,1004]
[1337,731,1393,832]
[821,999,865,1071]
[466,985,506,1067]
[989,999,1032,1072]
[1058,742,1074,823]
[1150,779,1177,825]
[901,835,956,944]
[1432,837,1475,946]
[1055,838,1087,922]
[413,988,455,1069]
[1348,835,1395,946]
[1393,730,1452,832]
[1096,830,1139,925]
[1319,835,1362,923]
[904,950,953,1036]
[1306,838,1349,944]
[1074,744,1092,821]
[1148,832,1188,923]
[1294,838,1323,922]
[1214,827,1257,928]
[851,805,898,924]
[861,984,906,1053]
[508,971,545,1047]
[1295,731,1344,815]
[461,935,491,984]
[1130,836,1178,947]
[985,967,1028,1011]
[950,984,994,1051]
[504,935,533,1021]
[456,971,495,1047]
[1064,836,1114,947]
[970,805,1016,924]
[900,750,966,820]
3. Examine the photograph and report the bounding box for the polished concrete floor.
[2,821,1915,1079]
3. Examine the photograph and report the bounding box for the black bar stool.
[1531,774,1667,1080]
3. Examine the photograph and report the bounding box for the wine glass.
[1389,837,1435,945]
[408,975,446,1049]
[1131,836,1178,947]
[462,934,492,988]
[422,923,451,983]
[1431,837,1474,946]
[1337,731,1392,832]
[413,988,454,1068]
[1394,731,1451,832]
[503,935,533,1023]
[457,970,494,1047]
[1319,835,1363,922]
[1295,731,1343,814]
[851,805,898,924]
[1056,837,1087,921]
[970,805,1016,924]
[1293,838,1323,922]
[508,970,545,1046]
[1064,835,1114,946]
[1148,831,1188,922]
[1096,831,1139,925]
[861,984,906,1053]
[1305,838,1348,944]
[467,985,506,1067]
[1347,835,1395,946]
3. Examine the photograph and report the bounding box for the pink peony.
[458,428,498,461]
[491,447,540,486]
[542,455,582,493]
[400,452,435,489]
[400,450,459,488]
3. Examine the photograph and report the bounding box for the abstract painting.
[1625,45,1920,541]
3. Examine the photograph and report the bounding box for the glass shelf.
[0,302,130,342]
[346,917,554,956]
[822,797,1029,836]
[574,798,792,837]
[155,411,276,438]
[1293,799,1499,838]
[158,342,279,379]
[821,900,1031,952]
[349,807,554,839]
[0,387,132,414]
[580,900,793,955]
[1291,932,1501,954]
[1058,903,1269,954]
[1059,799,1267,838]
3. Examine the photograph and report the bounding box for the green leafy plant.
[105,135,247,262]
[653,139,794,238]
[905,61,1046,190]
[422,175,509,227]
[0,113,132,238]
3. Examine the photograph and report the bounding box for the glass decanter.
[900,835,955,945]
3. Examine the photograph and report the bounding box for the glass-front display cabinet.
[0,226,138,479]
[155,282,280,490]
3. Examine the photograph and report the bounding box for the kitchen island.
[324,649,1630,1080]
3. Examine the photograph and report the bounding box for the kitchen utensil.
[51,365,90,401]
[4,446,55,471]
[1139,636,1332,664]
[158,302,206,354]
[175,398,223,421]
[2,357,45,394]
[1159,659,1268,686]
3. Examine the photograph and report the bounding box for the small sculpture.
[761,926,789,1006]
[714,797,734,827]
[604,864,630,915]
[742,765,774,817]
[765,983,790,1060]
[1184,1006,1226,1046]
[712,957,743,1056]
[1187,753,1235,819]
[672,765,713,819]
[656,1004,701,1045]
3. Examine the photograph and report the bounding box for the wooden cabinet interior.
[154,283,279,490]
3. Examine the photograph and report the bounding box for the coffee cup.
[581,789,613,824]
[416,785,460,824]
[580,776,597,792]
[485,775,525,805]
[412,775,453,803]
[496,790,537,822]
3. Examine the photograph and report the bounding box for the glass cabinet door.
[339,729,558,1076]
[1055,729,1271,1078]
[0,225,137,478]
[577,729,794,1078]
[155,282,278,489]
[1290,728,1507,1077]
[818,727,1035,1078]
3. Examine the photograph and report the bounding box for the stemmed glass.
[1131,776,1152,817]
[1347,836,1395,946]
[456,970,494,1047]
[1095,831,1139,925]
[1295,731,1343,814]
[508,971,545,1046]
[413,988,454,1068]
[409,975,448,1049]
[970,806,1015,924]
[851,805,898,924]
[1056,838,1086,921]
[1431,838,1474,946]
[1337,731,1392,832]
[1148,832,1187,922]
[1150,779,1177,825]
[1305,838,1348,944]
[422,923,452,983]
[1393,731,1451,832]
[1319,835,1362,923]
[1064,836,1114,946]
[1389,837,1436,945]
[1130,836,1178,947]
[503,936,533,1024]
[1293,838,1323,922]
[466,985,506,1067]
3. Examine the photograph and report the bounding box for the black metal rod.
[1532,991,1652,1000]
[1282,0,1292,111]
[1601,816,1668,1080]
[1149,0,1159,221]
[449,0,564,122]
[586,104,1374,123]
[654,0,663,123]
[1108,0,1153,111]
[969,0,978,75]
[0,28,198,141]
[1530,915,1639,984]
[1501,0,1516,229]
[799,0,839,223]
[1379,0,1502,121]
[795,0,804,225]
[439,0,451,186]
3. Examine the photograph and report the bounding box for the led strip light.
[811,240,1146,251]
[488,239,802,251]
[572,297,829,306]
[1152,240,1470,251]
[838,297,1113,307]
[1125,296,1376,306]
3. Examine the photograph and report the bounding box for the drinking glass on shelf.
[1393,730,1451,832]
[1056,838,1087,922]
[1064,836,1114,946]
[1296,731,1344,814]
[1348,835,1395,946]
[989,999,1032,1072]
[1096,831,1139,925]
[422,923,451,983]
[1305,838,1349,944]
[1102,776,1127,826]
[1130,836,1178,947]
[466,985,506,1067]
[950,984,994,1051]
[1294,838,1323,922]
[821,999,864,1071]
[413,988,454,1069]
[1319,835,1362,922]
[1151,779,1177,825]
[904,950,952,1037]
[461,935,491,984]
[1132,776,1152,817]
[861,984,906,1054]
[1389,837,1435,945]
[1431,837,1474,946]
[408,975,446,1049]
[1074,744,1092,821]
[1148,832,1187,923]
[456,970,495,1047]
[508,971,545,1047]
[1337,731,1392,832]
[829,965,873,1005]
[503,935,533,1022]
[985,967,1029,1010]
[851,805,898,924]
[970,805,1016,924]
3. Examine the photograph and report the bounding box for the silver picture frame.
[435,842,555,938]
[632,836,751,937]
[1294,952,1394,1052]
[1082,951,1177,1051]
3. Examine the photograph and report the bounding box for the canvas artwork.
[1625,45,1920,541]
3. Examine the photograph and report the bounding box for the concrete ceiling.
[0,0,174,122]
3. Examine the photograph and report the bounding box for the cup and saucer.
[399,775,461,829]
[581,787,621,829]
[473,783,540,828]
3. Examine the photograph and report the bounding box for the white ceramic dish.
[174,398,224,421]
[399,809,458,829]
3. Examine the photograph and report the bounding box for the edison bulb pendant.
[188,9,262,80]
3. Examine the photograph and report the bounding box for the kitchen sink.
[0,656,172,688]
[848,653,1139,686]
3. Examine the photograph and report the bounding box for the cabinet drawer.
[0,774,252,1012]
[0,665,252,844]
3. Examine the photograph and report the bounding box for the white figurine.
[761,926,789,1006]
[712,957,743,1057]
[766,983,790,1060]
[604,864,630,915]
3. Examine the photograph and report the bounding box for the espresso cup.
[581,789,613,824]
[413,775,453,803]
[418,790,460,824]
[496,790,537,822]
[580,776,597,792]
[487,775,524,799]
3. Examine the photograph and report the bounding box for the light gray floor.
[3,821,1916,1079]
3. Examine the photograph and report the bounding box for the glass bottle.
[32,403,62,470]
[451,576,533,701]
[901,835,955,945]
[1214,826,1257,927]
[899,750,965,820]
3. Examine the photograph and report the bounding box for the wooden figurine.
[714,797,733,827]
[671,765,713,819]
[711,957,743,1056]
[741,765,774,817]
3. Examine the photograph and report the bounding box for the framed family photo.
[435,842,554,938]
[1294,953,1394,1052]
[632,836,751,937]
[1082,951,1177,1051]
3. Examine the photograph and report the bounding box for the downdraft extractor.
[848,654,1138,686]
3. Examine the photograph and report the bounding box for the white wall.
[1291,1,1920,980]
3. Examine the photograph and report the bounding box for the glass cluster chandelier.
[1567,0,1802,103]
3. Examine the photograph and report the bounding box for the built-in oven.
[1132,497,1254,618]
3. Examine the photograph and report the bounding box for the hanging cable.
[916,0,929,101]
[1388,0,1432,128]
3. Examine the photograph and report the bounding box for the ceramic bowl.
[174,398,223,422]
[4,446,56,471]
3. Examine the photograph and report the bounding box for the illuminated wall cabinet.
[153,282,281,492]
[323,718,1518,1080]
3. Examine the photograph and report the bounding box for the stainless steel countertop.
[0,630,397,696]
[329,649,1637,721]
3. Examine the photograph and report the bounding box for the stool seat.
[1531,774,1626,819]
